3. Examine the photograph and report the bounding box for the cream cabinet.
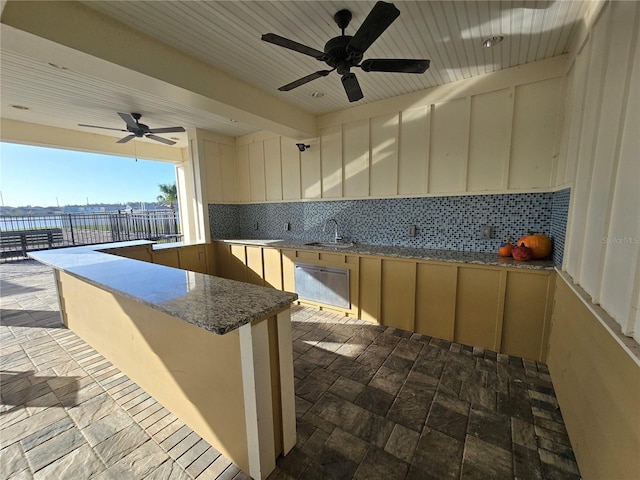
[415,263,456,341]
[102,244,153,263]
[455,267,505,351]
[245,245,265,286]
[502,269,556,361]
[176,245,208,274]
[114,241,557,361]
[358,257,381,323]
[106,243,209,274]
[212,241,556,362]
[152,245,209,273]
[380,259,416,332]
[152,248,180,268]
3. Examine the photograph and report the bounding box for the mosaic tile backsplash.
[550,188,571,266]
[209,191,571,264]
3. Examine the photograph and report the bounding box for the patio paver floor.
[1,260,579,479]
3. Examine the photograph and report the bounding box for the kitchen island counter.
[29,241,297,480]
[30,240,297,335]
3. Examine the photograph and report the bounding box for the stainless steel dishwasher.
[294,263,350,309]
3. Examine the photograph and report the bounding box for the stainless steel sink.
[305,241,355,249]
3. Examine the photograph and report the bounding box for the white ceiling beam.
[0,0,317,139]
[1,119,184,163]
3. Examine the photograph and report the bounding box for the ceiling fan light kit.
[261,1,430,102]
[483,35,505,48]
[78,112,185,145]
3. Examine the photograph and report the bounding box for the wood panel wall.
[223,57,566,205]
[548,273,640,480]
[558,0,640,342]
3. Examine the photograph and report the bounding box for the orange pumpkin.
[517,233,552,259]
[498,242,514,257]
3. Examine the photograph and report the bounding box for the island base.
[55,270,296,480]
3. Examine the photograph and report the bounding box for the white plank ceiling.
[1,1,591,143]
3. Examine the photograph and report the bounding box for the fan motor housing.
[128,124,149,136]
[324,36,361,74]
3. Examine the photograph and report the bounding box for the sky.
[0,143,176,207]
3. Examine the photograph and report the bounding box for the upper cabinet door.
[320,125,343,198]
[509,77,562,189]
[249,141,266,202]
[370,113,399,197]
[264,137,283,202]
[300,141,321,199]
[236,144,251,203]
[429,98,470,193]
[281,140,302,201]
[467,88,512,192]
[343,119,370,198]
[219,143,237,203]
[398,106,429,196]
[204,140,222,203]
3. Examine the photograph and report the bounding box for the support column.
[239,319,276,480]
[276,309,296,455]
[177,128,237,244]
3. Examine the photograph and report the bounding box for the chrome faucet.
[323,218,343,243]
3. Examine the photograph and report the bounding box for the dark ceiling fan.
[261,1,430,102]
[78,112,185,145]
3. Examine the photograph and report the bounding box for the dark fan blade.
[360,58,430,73]
[146,134,176,146]
[278,70,333,92]
[118,112,138,129]
[261,33,326,60]
[116,134,136,144]
[347,1,400,58]
[147,126,186,134]
[78,124,127,132]
[341,73,364,102]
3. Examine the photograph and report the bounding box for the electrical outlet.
[284,222,290,231]
[408,225,416,237]
[480,225,492,239]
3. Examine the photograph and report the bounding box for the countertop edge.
[215,239,556,270]
[29,242,298,335]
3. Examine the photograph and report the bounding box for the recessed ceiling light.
[48,62,68,70]
[311,91,325,98]
[11,105,30,110]
[483,35,504,48]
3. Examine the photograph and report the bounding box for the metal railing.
[0,211,181,259]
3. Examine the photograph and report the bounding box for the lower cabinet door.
[245,246,264,286]
[359,257,381,323]
[455,267,504,351]
[380,259,416,331]
[153,249,180,268]
[415,263,457,341]
[178,246,208,273]
[502,271,554,361]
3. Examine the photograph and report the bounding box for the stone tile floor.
[0,260,581,479]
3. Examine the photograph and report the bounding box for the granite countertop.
[218,239,556,270]
[152,241,184,250]
[29,240,298,335]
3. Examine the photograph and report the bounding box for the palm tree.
[157,183,177,210]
